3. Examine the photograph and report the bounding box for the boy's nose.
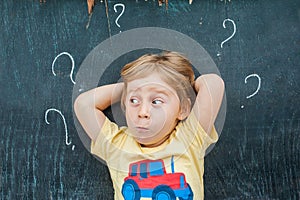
[138,103,150,119]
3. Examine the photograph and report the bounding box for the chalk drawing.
[221,18,236,48]
[113,3,125,33]
[241,74,261,109]
[52,52,76,84]
[45,108,75,150]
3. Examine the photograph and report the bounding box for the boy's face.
[124,73,184,147]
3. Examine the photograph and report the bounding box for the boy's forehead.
[127,82,176,96]
[126,73,177,94]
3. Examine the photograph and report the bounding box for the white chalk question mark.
[241,74,261,109]
[52,52,76,84]
[114,3,125,32]
[45,108,75,150]
[220,18,236,48]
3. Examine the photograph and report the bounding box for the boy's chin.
[139,142,158,148]
[135,137,156,147]
[135,138,151,146]
[136,137,166,148]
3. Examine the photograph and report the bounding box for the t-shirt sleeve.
[90,117,124,161]
[178,111,219,152]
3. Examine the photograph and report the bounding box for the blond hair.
[120,51,195,113]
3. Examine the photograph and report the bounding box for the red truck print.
[121,156,193,200]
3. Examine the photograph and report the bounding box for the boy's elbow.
[74,96,81,116]
[212,74,225,92]
[74,94,87,115]
[202,74,225,91]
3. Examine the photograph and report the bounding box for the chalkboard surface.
[1,0,299,199]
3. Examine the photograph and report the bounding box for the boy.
[74,51,224,199]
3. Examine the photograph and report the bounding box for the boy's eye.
[152,99,163,105]
[130,98,139,104]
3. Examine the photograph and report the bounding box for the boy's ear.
[178,98,191,120]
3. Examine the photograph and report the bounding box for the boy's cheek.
[152,109,167,121]
[125,108,137,119]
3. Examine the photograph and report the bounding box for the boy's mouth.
[135,126,150,132]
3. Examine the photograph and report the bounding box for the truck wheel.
[152,185,176,200]
[121,179,141,200]
[179,184,193,200]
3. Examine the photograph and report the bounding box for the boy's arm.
[192,74,225,136]
[74,83,124,141]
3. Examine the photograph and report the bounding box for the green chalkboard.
[1,0,299,199]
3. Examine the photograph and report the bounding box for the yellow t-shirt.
[91,112,218,200]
